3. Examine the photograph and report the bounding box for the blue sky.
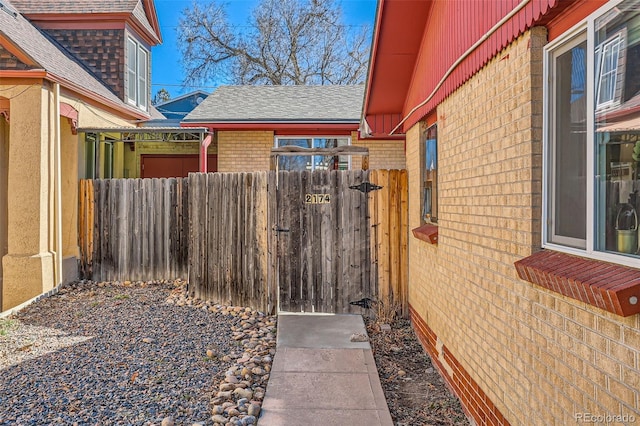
[151,0,378,99]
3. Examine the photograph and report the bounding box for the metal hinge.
[349,182,383,193]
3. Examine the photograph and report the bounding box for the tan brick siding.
[216,130,405,172]
[352,132,406,170]
[217,131,274,172]
[407,27,640,424]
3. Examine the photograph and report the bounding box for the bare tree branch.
[177,0,371,86]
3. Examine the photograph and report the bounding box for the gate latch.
[349,182,382,193]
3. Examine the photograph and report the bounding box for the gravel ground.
[366,318,469,426]
[0,280,276,426]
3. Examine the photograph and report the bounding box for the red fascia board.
[26,13,160,45]
[142,0,163,44]
[0,34,38,67]
[0,70,149,121]
[363,0,432,118]
[182,122,358,133]
[125,21,161,46]
[29,19,126,31]
[23,12,130,25]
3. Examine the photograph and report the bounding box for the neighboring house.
[132,90,214,178]
[181,85,406,172]
[0,0,162,311]
[151,90,209,124]
[363,0,640,424]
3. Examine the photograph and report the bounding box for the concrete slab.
[271,348,369,373]
[262,371,378,410]
[259,408,390,426]
[276,313,370,349]
[260,313,393,426]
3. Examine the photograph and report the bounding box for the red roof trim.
[142,0,162,44]
[182,122,358,133]
[24,12,161,45]
[0,34,38,66]
[0,70,149,120]
[364,0,593,135]
[28,18,126,31]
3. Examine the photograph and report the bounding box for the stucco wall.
[0,81,143,311]
[0,114,8,308]
[407,27,640,424]
[1,82,54,310]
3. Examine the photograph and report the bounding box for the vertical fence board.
[78,169,406,316]
[79,178,189,283]
[369,169,409,317]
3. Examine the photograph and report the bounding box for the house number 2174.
[305,193,331,204]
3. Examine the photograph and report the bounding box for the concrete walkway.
[259,313,393,426]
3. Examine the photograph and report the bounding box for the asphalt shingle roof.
[0,0,140,113]
[8,0,139,14]
[8,0,159,43]
[184,85,365,123]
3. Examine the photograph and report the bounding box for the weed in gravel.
[375,296,402,324]
[0,319,16,336]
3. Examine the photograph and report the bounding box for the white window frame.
[274,136,352,171]
[595,29,626,110]
[546,30,588,249]
[126,36,149,111]
[542,0,640,268]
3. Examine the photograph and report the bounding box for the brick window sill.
[412,224,438,244]
[514,250,640,317]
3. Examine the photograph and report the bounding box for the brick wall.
[407,27,640,424]
[44,29,125,99]
[217,130,406,172]
[352,132,406,170]
[217,130,274,172]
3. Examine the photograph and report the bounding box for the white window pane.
[278,139,312,171]
[126,38,137,104]
[594,3,640,257]
[138,47,148,109]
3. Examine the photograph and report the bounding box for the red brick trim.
[412,224,438,244]
[514,250,640,317]
[409,305,510,426]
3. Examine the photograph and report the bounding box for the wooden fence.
[188,172,272,311]
[78,178,189,281]
[369,169,409,318]
[78,170,408,316]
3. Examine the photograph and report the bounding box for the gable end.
[0,45,35,70]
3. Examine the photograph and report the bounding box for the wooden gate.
[78,170,408,316]
[270,170,375,313]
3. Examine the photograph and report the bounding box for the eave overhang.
[181,120,359,135]
[361,0,432,139]
[20,12,161,46]
[0,69,150,121]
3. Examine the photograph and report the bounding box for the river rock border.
[165,285,277,426]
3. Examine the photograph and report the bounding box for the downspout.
[53,83,63,286]
[389,0,532,135]
[199,133,212,172]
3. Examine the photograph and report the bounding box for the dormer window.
[126,36,149,111]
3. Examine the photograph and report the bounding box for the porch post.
[2,84,55,311]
